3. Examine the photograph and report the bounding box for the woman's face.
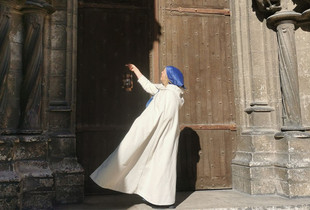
[160,68,169,86]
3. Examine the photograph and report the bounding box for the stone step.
[0,171,20,210]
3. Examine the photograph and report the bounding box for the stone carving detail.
[25,0,55,12]
[19,12,44,133]
[276,22,302,129]
[255,0,282,13]
[0,5,11,133]
[18,1,55,133]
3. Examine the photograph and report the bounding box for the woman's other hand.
[126,64,142,79]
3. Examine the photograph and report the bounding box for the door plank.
[158,0,235,190]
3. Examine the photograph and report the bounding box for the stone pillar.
[230,0,281,195]
[0,2,21,134]
[232,0,310,198]
[267,10,310,198]
[0,1,23,209]
[0,4,11,132]
[20,1,54,133]
[268,11,309,133]
[0,0,83,209]
[48,0,84,204]
[9,1,56,209]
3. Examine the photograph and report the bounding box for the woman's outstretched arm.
[126,64,159,95]
[126,64,142,79]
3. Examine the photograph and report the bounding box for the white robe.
[90,75,184,205]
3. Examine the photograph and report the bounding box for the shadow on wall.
[177,127,201,191]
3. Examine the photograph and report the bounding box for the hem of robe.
[90,175,175,206]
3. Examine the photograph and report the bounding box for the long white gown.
[90,75,184,205]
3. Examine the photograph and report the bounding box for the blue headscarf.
[166,66,185,89]
[145,66,185,107]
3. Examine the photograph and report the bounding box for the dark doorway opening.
[76,0,157,194]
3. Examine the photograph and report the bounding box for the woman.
[90,64,185,207]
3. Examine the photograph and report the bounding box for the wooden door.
[156,0,236,190]
[77,0,154,194]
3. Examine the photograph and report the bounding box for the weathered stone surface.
[251,135,275,152]
[14,160,52,177]
[289,182,310,197]
[0,171,20,198]
[50,48,66,74]
[14,141,48,160]
[0,171,20,210]
[251,179,276,194]
[236,135,253,152]
[50,158,84,204]
[288,168,310,182]
[231,0,310,199]
[0,0,82,208]
[0,141,13,161]
[0,197,19,210]
[232,169,251,194]
[48,111,71,131]
[51,24,67,50]
[51,0,67,9]
[0,182,20,198]
[10,43,23,70]
[251,152,275,166]
[249,110,274,128]
[22,191,54,210]
[49,76,66,99]
[22,177,54,192]
[50,157,83,174]
[274,167,288,181]
[289,138,310,153]
[251,166,274,179]
[55,173,83,186]
[49,137,76,159]
[51,9,67,23]
[0,163,11,171]
[55,185,84,204]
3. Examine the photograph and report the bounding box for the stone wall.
[231,0,310,198]
[0,0,83,209]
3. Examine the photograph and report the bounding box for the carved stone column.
[232,0,310,198]
[0,2,23,209]
[19,1,54,133]
[0,4,11,132]
[0,3,21,134]
[20,12,44,133]
[268,12,310,135]
[267,10,310,198]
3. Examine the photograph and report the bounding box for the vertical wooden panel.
[159,0,236,190]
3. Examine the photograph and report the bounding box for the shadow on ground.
[55,191,194,210]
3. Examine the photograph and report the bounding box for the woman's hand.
[126,64,137,72]
[126,64,143,79]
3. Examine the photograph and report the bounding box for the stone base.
[233,131,310,197]
[0,171,20,210]
[0,197,19,210]
[0,134,84,209]
[50,158,84,204]
[15,159,54,209]
[232,164,276,195]
[274,132,310,197]
[22,191,55,210]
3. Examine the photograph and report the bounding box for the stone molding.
[231,0,310,198]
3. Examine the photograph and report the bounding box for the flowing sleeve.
[138,75,160,95]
